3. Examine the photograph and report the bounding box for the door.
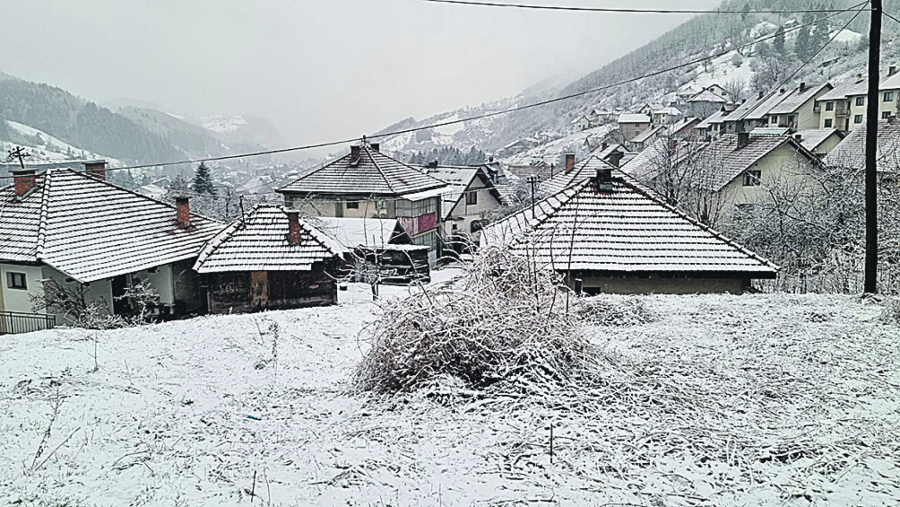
[111,274,129,315]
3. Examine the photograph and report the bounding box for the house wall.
[443,178,502,243]
[810,134,842,157]
[0,263,45,313]
[41,266,114,325]
[575,275,747,294]
[719,144,818,213]
[620,122,651,141]
[206,265,337,314]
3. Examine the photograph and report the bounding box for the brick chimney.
[737,132,750,149]
[175,197,190,227]
[595,167,613,192]
[84,160,106,180]
[564,153,575,174]
[349,145,361,165]
[286,211,301,245]
[13,169,36,198]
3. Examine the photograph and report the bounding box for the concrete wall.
[620,122,651,141]
[576,275,747,294]
[0,263,44,313]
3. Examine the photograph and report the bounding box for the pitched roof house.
[277,144,448,265]
[481,168,777,294]
[824,119,900,173]
[618,113,652,142]
[421,165,503,247]
[0,165,222,324]
[193,204,347,313]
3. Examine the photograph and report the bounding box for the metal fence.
[0,311,56,335]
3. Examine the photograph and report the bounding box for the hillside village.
[2,1,900,506]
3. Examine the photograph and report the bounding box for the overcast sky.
[0,0,720,148]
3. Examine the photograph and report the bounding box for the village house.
[651,106,683,125]
[276,144,447,265]
[842,67,900,130]
[695,109,730,139]
[815,74,869,131]
[629,124,667,152]
[618,113,652,142]
[0,163,222,331]
[761,83,832,130]
[193,204,346,314]
[825,118,900,175]
[419,165,503,249]
[686,88,728,118]
[591,142,632,168]
[635,102,665,115]
[748,128,844,158]
[481,168,777,294]
[676,86,701,105]
[570,115,592,131]
[668,116,701,139]
[587,108,616,125]
[703,83,731,102]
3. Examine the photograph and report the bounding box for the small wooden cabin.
[193,205,347,314]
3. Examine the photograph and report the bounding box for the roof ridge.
[364,146,397,194]
[192,204,260,271]
[276,156,345,192]
[35,170,52,259]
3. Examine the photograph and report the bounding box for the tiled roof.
[193,204,346,273]
[880,71,900,91]
[312,217,405,248]
[699,134,819,190]
[540,155,615,195]
[696,110,728,129]
[653,107,683,116]
[744,89,794,120]
[0,168,222,282]
[277,146,446,197]
[824,120,900,173]
[631,125,667,144]
[482,174,777,276]
[768,83,831,115]
[619,138,704,182]
[619,113,651,124]
[669,117,699,135]
[819,76,868,100]
[794,128,842,151]
[689,89,727,103]
[724,94,766,122]
[592,142,630,160]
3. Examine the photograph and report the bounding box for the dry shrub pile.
[573,296,656,326]
[355,248,602,393]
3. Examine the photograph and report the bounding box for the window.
[884,91,894,102]
[824,119,833,128]
[465,191,477,206]
[770,115,778,124]
[825,101,834,111]
[345,201,359,209]
[883,111,892,119]
[855,114,864,124]
[742,170,761,187]
[856,96,865,106]
[7,272,27,290]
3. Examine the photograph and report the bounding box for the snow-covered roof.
[277,146,446,197]
[688,89,727,103]
[677,87,700,96]
[825,120,900,173]
[0,168,222,282]
[539,155,615,195]
[482,172,777,276]
[630,125,667,144]
[313,217,406,249]
[193,204,346,273]
[880,71,900,91]
[793,129,843,152]
[652,107,683,116]
[768,83,831,115]
[618,113,651,124]
[819,75,868,100]
[699,134,820,190]
[696,110,729,129]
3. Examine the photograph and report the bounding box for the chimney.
[601,142,608,151]
[370,142,380,152]
[799,82,807,93]
[175,197,191,227]
[84,160,106,180]
[607,151,623,168]
[794,133,803,142]
[780,88,786,94]
[286,211,301,245]
[595,168,613,192]
[856,73,864,83]
[564,153,575,174]
[13,168,36,198]
[890,66,898,77]
[758,90,764,99]
[349,145,361,165]
[737,132,750,149]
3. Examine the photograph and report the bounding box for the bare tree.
[723,76,747,103]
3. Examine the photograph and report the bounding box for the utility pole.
[526,175,539,219]
[865,0,882,294]
[7,146,31,168]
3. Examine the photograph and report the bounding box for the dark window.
[825,101,834,111]
[770,115,778,124]
[742,170,761,187]
[7,272,27,290]
[854,114,864,124]
[824,119,833,128]
[883,111,892,119]
[465,191,477,205]
[856,96,865,106]
[345,201,359,209]
[884,91,894,102]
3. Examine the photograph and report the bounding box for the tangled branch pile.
[355,248,601,393]
[573,296,657,326]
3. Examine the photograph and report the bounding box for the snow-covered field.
[2,272,899,506]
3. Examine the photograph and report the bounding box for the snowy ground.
[2,271,899,506]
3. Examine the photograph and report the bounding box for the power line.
[419,0,864,15]
[883,10,900,25]
[0,1,866,181]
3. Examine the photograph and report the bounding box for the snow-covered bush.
[355,248,600,393]
[573,296,656,326]
[880,298,900,325]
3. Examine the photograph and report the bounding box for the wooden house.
[482,168,778,294]
[193,205,347,314]
[0,164,222,331]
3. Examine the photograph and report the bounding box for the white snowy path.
[1,274,899,506]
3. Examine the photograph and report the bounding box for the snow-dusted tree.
[191,162,217,196]
[773,25,786,55]
[723,77,747,103]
